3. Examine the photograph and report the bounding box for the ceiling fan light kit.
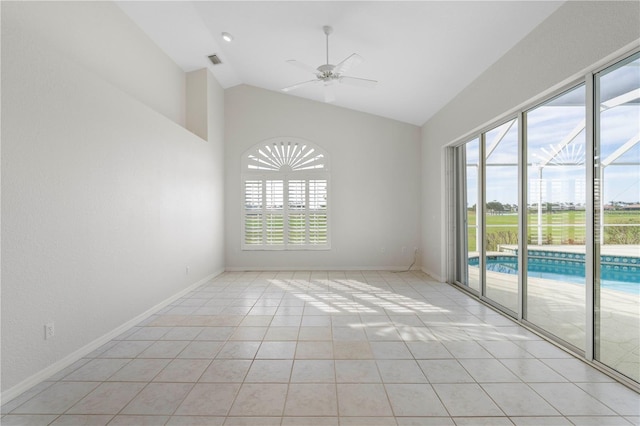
[282,25,377,102]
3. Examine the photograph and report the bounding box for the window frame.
[241,137,331,251]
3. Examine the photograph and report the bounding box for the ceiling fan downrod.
[323,25,333,66]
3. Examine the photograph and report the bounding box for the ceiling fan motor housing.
[317,64,338,81]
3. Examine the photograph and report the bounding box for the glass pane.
[485,118,519,312]
[525,84,586,350]
[595,54,640,382]
[466,139,480,291]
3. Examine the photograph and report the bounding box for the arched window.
[241,137,330,250]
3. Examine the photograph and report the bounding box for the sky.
[464,76,639,207]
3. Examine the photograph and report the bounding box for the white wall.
[5,1,186,125]
[1,2,225,395]
[421,1,640,281]
[225,85,421,270]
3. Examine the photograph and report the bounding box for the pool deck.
[466,244,639,382]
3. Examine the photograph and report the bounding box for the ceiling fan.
[282,25,377,103]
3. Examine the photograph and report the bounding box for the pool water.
[469,255,639,295]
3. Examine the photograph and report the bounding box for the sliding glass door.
[450,50,639,384]
[525,85,586,351]
[594,53,640,382]
[484,119,519,313]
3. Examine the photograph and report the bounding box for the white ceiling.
[117,1,564,126]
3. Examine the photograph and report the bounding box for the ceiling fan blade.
[323,83,336,103]
[286,59,319,75]
[333,53,363,75]
[282,79,320,92]
[339,76,378,88]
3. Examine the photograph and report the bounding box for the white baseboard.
[1,269,223,404]
[224,266,420,272]
[421,266,443,282]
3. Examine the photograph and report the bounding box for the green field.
[466,210,639,251]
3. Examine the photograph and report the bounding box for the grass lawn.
[466,210,639,251]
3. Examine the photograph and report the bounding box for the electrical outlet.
[381,247,386,253]
[402,246,407,254]
[45,322,54,340]
[186,266,190,275]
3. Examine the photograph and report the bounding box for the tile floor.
[2,270,639,426]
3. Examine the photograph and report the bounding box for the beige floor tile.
[177,341,223,359]
[290,360,335,383]
[295,341,333,359]
[198,359,252,382]
[336,384,393,417]
[245,360,293,383]
[385,383,448,416]
[98,341,152,358]
[298,326,332,341]
[418,359,474,383]
[256,341,297,359]
[229,383,288,416]
[333,341,373,359]
[61,359,130,382]
[12,382,99,414]
[284,384,337,416]
[216,341,260,359]
[335,360,381,383]
[481,383,560,416]
[376,360,427,383]
[281,416,339,425]
[406,341,453,359]
[194,327,234,341]
[338,416,397,425]
[138,341,189,358]
[67,382,146,414]
[165,416,225,425]
[369,341,413,359]
[49,414,114,425]
[223,417,282,425]
[432,383,504,417]
[0,414,58,425]
[174,383,240,416]
[153,359,211,382]
[108,359,170,382]
[107,415,169,425]
[122,383,192,415]
[229,327,268,340]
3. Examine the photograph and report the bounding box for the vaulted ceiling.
[117,1,564,126]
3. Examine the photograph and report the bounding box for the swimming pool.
[468,253,640,295]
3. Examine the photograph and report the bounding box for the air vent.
[208,54,222,65]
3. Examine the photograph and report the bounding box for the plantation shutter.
[244,180,263,246]
[241,138,330,250]
[309,180,328,245]
[288,180,307,245]
[265,180,284,245]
